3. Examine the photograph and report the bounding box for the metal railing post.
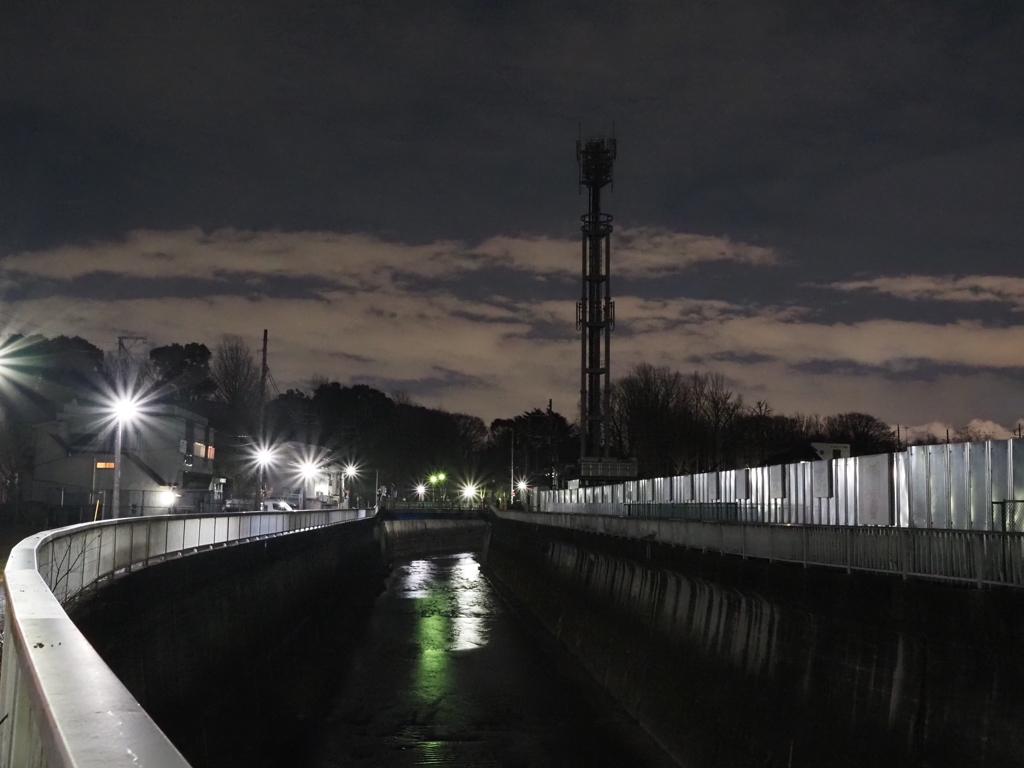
[846,527,852,575]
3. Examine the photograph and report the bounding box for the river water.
[296,553,668,768]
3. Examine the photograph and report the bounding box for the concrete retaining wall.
[483,515,1024,767]
[68,518,384,768]
[380,516,487,560]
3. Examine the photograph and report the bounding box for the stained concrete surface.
[300,554,672,768]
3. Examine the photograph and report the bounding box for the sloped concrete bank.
[482,515,1024,768]
[379,513,487,560]
[68,518,385,768]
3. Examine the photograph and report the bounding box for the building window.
[96,462,115,469]
[194,442,206,459]
[207,446,215,460]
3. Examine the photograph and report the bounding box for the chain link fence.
[993,501,1024,533]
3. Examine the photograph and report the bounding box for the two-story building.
[31,402,223,517]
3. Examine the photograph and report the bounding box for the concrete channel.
[5,508,1024,767]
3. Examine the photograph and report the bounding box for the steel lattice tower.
[576,135,616,460]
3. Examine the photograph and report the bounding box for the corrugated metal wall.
[537,439,1024,531]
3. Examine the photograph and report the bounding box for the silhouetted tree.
[211,336,260,411]
[822,412,898,455]
[150,343,216,401]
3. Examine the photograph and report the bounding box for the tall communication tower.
[576,135,617,461]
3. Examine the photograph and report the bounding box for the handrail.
[496,509,1024,589]
[0,509,371,768]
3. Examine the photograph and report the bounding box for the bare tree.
[452,413,488,463]
[210,336,260,410]
[390,390,417,407]
[698,372,743,471]
[610,363,693,476]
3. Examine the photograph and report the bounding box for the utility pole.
[116,335,147,355]
[510,428,515,505]
[257,329,268,510]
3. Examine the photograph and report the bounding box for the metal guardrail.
[625,502,743,522]
[383,500,486,511]
[497,510,1024,589]
[0,508,371,768]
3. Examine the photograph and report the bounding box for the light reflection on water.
[397,554,498,706]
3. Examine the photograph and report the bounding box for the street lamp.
[298,459,320,510]
[110,395,139,519]
[342,464,357,508]
[516,479,529,510]
[254,444,278,510]
[428,472,446,502]
[415,483,427,501]
[461,483,479,503]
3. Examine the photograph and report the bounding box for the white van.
[261,499,294,512]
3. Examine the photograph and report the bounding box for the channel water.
[291,553,669,768]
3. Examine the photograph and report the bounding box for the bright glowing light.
[415,484,427,499]
[438,473,446,481]
[516,480,528,492]
[344,464,358,478]
[429,474,438,484]
[112,396,140,422]
[461,484,478,500]
[299,460,319,479]
[157,490,176,507]
[255,447,277,467]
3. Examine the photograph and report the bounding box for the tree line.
[608,363,898,477]
[0,333,942,502]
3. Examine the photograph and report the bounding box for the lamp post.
[299,460,319,510]
[428,472,446,504]
[342,464,357,509]
[516,479,529,509]
[255,446,276,511]
[111,396,138,520]
[461,483,479,508]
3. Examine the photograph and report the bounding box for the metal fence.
[498,509,1024,589]
[537,438,1024,532]
[0,508,372,768]
[626,502,742,522]
[383,500,487,511]
[993,501,1024,533]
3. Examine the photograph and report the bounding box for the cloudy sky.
[3,0,1024,434]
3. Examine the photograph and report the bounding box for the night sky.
[4,0,1024,435]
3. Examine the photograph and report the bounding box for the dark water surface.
[297,553,668,768]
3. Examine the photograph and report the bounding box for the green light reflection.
[415,613,452,704]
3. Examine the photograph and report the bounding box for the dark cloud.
[790,358,1024,384]
[0,270,340,302]
[3,0,1024,428]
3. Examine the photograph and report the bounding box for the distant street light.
[428,472,447,502]
[342,464,358,508]
[298,459,321,510]
[415,483,427,500]
[110,395,139,519]
[461,483,479,502]
[254,444,278,510]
